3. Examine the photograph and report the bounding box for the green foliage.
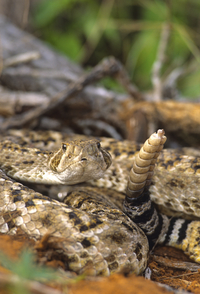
[31,0,200,98]
[0,250,57,294]
[179,69,200,97]
[127,30,160,88]
[0,250,56,281]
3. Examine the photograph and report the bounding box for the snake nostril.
[81,158,87,161]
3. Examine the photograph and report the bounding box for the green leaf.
[33,0,74,27]
[126,29,161,89]
[179,69,200,98]
[0,250,56,281]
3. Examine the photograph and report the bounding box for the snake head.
[48,139,112,184]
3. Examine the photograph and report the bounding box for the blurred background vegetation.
[2,0,200,99]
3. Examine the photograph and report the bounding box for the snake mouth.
[55,156,109,185]
[101,148,112,169]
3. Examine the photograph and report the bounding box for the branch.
[152,23,171,101]
[0,86,49,116]
[1,57,143,131]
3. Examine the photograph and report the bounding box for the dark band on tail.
[124,190,166,250]
[162,218,192,246]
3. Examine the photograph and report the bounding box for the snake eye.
[97,142,101,149]
[62,143,67,152]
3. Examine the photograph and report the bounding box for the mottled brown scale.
[1,129,200,218]
[0,138,111,185]
[0,170,148,276]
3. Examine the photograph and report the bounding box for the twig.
[75,119,123,140]
[114,61,143,101]
[0,272,65,294]
[3,51,40,68]
[156,281,191,294]
[0,86,49,116]
[153,255,200,272]
[0,57,142,131]
[152,23,171,101]
[162,67,184,99]
[159,272,198,280]
[22,0,30,28]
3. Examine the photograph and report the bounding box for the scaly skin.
[0,130,167,275]
[0,139,111,184]
[0,129,200,274]
[2,129,200,219]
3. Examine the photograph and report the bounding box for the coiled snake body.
[0,129,200,276]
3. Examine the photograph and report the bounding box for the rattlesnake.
[0,129,200,276]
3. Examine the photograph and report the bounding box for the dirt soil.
[1,233,200,294]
